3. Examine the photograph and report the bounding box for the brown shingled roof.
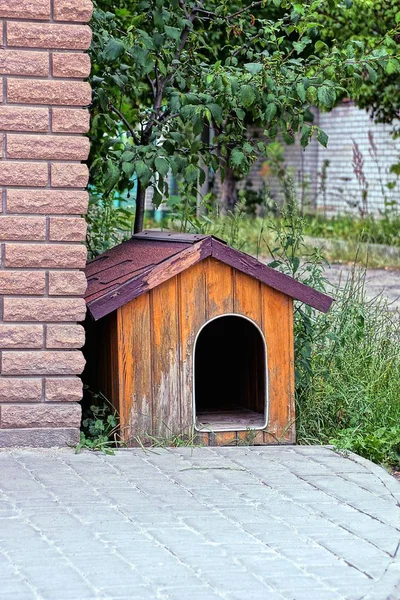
[85,231,334,320]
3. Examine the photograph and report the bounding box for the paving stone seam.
[0,538,42,600]
[289,447,400,508]
[246,448,400,536]
[11,452,151,600]
[54,452,195,600]
[62,452,231,600]
[344,452,400,506]
[208,448,400,599]
[132,450,346,599]
[207,448,392,570]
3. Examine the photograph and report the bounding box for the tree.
[316,0,400,126]
[89,0,392,236]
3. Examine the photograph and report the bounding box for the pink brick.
[0,271,45,295]
[2,351,85,376]
[0,324,43,348]
[8,79,91,106]
[0,378,42,402]
[0,162,48,187]
[0,0,50,19]
[7,22,92,50]
[0,50,49,76]
[51,163,89,188]
[0,216,46,241]
[3,297,87,322]
[53,0,93,22]
[45,377,82,401]
[52,52,91,78]
[52,108,90,133]
[0,106,48,132]
[6,189,89,214]
[5,243,87,269]
[0,428,80,447]
[0,403,82,428]
[7,134,90,160]
[48,271,87,296]
[46,324,85,348]
[49,217,87,241]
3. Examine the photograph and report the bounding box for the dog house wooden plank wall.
[84,231,333,446]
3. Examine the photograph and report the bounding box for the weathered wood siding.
[107,257,295,446]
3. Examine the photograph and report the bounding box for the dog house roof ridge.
[85,232,334,320]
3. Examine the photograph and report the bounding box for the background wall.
[0,0,92,447]
[244,102,400,215]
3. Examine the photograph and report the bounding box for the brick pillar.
[0,0,93,447]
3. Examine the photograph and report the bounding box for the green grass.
[296,268,400,468]
[302,213,400,248]
[160,212,400,268]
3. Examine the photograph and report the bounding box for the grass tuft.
[296,268,400,468]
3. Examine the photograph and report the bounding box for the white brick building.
[245,101,400,215]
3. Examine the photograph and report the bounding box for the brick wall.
[0,0,92,447]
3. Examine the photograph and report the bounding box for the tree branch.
[146,74,156,99]
[109,104,140,144]
[227,1,263,21]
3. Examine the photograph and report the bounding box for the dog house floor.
[196,408,265,431]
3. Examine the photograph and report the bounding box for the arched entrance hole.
[194,315,267,431]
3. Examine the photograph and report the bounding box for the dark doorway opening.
[194,315,267,431]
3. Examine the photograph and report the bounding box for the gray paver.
[0,446,399,600]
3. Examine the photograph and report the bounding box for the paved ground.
[1,446,400,600]
[326,265,400,310]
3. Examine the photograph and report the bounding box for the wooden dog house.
[84,231,333,446]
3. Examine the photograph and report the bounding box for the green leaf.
[121,151,135,162]
[265,103,277,122]
[153,189,163,208]
[154,157,169,176]
[104,160,120,192]
[135,160,151,184]
[386,59,399,75]
[390,163,400,176]
[207,103,223,124]
[122,162,135,177]
[184,164,198,183]
[293,37,311,54]
[230,148,245,168]
[244,63,263,75]
[164,26,181,41]
[315,40,328,52]
[103,38,125,61]
[296,83,306,102]
[157,58,167,76]
[317,129,329,148]
[317,86,336,108]
[97,88,108,112]
[300,125,312,148]
[365,63,377,83]
[240,85,256,108]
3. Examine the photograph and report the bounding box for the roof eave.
[86,236,334,320]
[87,237,213,320]
[210,239,333,313]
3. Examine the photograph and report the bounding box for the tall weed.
[264,199,400,468]
[296,269,400,467]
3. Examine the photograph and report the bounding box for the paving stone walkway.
[0,446,399,600]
